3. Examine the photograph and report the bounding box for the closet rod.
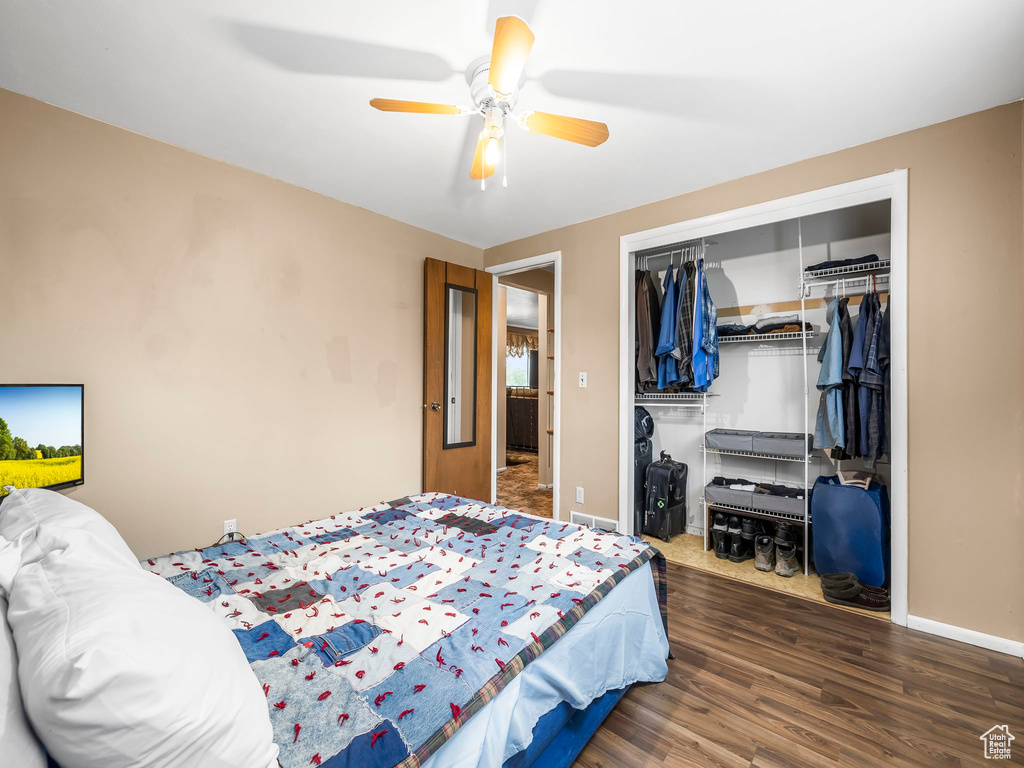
[634,237,719,259]
[636,241,720,272]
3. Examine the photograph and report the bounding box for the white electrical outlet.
[575,486,585,505]
[578,372,588,388]
[223,519,238,536]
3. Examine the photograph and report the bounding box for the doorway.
[487,252,561,520]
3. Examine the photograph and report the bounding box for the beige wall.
[485,103,1024,643]
[0,89,483,558]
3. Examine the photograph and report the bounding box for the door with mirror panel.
[423,258,492,500]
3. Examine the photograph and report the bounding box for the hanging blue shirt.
[690,262,709,391]
[698,259,719,385]
[815,297,845,449]
[654,265,680,389]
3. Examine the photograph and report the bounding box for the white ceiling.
[505,286,539,330]
[1,2,1022,248]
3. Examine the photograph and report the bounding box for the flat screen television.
[0,384,84,496]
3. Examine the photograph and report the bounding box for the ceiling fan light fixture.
[484,136,500,166]
[368,14,608,188]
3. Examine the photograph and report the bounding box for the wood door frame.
[486,252,562,519]
[619,171,909,627]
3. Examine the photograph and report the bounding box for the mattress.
[147,493,668,768]
[423,561,667,768]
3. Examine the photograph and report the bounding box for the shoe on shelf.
[775,543,800,577]
[713,530,730,559]
[820,572,889,597]
[712,512,728,532]
[774,521,797,548]
[820,580,891,612]
[754,535,775,572]
[728,535,754,563]
[741,518,763,540]
[727,516,742,535]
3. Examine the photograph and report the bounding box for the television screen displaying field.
[0,385,83,495]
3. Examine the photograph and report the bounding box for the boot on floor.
[754,535,775,572]
[775,543,800,577]
[713,530,730,559]
[729,535,753,563]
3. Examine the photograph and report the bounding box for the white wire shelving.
[701,498,810,525]
[700,445,811,463]
[802,258,890,280]
[634,392,718,408]
[719,330,816,344]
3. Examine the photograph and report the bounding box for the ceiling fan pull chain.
[502,133,508,188]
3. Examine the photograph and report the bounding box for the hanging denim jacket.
[654,264,680,389]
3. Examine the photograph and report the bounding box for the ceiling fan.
[369,16,609,188]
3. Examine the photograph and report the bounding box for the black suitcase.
[634,438,653,534]
[644,451,687,541]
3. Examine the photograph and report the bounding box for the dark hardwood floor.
[574,562,1023,767]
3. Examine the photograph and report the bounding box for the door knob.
[429,402,441,411]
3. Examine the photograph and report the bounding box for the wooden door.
[423,258,492,501]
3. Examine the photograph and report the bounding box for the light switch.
[578,372,588,388]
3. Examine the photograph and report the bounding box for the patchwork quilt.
[146,493,667,768]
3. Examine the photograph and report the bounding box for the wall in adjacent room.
[0,89,483,557]
[484,102,1024,644]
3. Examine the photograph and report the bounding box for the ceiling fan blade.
[370,99,463,115]
[488,16,535,99]
[470,135,498,179]
[520,112,609,147]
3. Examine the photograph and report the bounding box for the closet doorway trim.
[618,170,909,627]
[486,251,562,521]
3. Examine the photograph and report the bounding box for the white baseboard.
[496,467,507,473]
[907,615,1024,658]
[536,483,553,490]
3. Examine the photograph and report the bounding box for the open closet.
[620,174,907,622]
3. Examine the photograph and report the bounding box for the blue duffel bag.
[811,475,890,588]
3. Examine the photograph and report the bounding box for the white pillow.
[0,595,47,768]
[0,523,279,768]
[0,487,138,567]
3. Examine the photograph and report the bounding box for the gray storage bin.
[705,429,757,453]
[752,492,806,517]
[704,483,754,509]
[751,431,813,457]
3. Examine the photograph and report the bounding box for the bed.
[145,492,669,768]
